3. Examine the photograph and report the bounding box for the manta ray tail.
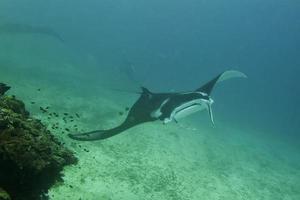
[197,70,247,95]
[68,130,117,141]
[68,124,128,141]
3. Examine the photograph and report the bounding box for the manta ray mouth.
[175,103,202,115]
[172,97,214,123]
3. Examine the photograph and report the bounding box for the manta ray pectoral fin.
[196,70,247,95]
[207,103,214,125]
[217,70,247,83]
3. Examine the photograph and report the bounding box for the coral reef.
[0,83,10,96]
[0,92,77,200]
[0,187,11,200]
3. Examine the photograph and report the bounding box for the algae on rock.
[0,92,77,200]
[0,187,11,200]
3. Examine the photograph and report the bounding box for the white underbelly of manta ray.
[68,70,247,141]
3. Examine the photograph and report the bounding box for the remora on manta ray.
[69,70,247,141]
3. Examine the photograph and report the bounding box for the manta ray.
[69,70,247,141]
[0,23,64,42]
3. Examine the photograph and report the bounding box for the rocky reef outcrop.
[0,85,77,200]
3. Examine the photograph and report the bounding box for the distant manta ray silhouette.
[69,70,247,141]
[0,23,64,42]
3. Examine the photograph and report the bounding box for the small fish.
[39,107,47,113]
[83,148,90,152]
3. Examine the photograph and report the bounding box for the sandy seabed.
[1,62,299,200]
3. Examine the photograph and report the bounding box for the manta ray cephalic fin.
[207,103,215,125]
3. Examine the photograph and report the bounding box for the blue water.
[0,0,299,199]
